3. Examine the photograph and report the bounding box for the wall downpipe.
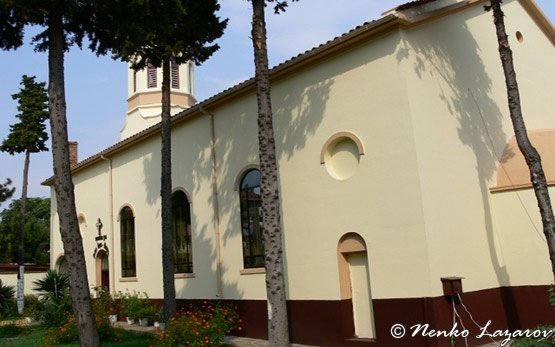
[100,155,116,295]
[200,106,224,298]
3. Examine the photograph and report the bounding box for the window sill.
[175,273,195,279]
[240,268,265,275]
[119,277,138,282]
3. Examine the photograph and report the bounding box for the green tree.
[0,1,99,345]
[249,1,296,345]
[0,178,15,205]
[487,0,555,281]
[0,198,50,266]
[88,0,227,322]
[1,75,49,314]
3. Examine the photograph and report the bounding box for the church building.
[45,0,555,346]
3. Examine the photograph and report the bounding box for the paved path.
[113,322,512,347]
[224,337,508,346]
[223,336,316,347]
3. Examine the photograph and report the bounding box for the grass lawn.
[0,325,154,347]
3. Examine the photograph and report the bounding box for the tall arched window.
[120,206,136,277]
[239,169,264,268]
[56,255,68,275]
[172,191,193,273]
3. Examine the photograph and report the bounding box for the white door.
[348,252,375,338]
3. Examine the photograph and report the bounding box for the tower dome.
[121,61,196,140]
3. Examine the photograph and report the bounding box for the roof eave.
[41,0,555,187]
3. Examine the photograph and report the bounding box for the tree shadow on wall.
[395,8,521,331]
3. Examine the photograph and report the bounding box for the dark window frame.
[239,169,265,268]
[120,206,136,277]
[172,190,193,273]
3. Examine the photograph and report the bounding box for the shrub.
[0,298,18,319]
[0,324,30,338]
[152,301,239,347]
[23,294,42,319]
[44,293,122,346]
[33,270,72,326]
[120,291,155,321]
[93,286,118,317]
[32,269,69,301]
[39,293,72,327]
[44,312,78,346]
[0,279,15,315]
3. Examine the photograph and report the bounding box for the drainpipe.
[199,106,223,298]
[100,155,116,295]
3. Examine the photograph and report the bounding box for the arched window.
[56,255,68,275]
[120,206,136,277]
[172,191,193,273]
[239,169,264,268]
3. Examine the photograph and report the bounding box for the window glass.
[120,207,136,277]
[172,191,193,273]
[239,169,264,268]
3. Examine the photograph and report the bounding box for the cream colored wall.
[49,115,225,300]
[0,272,47,295]
[271,33,431,300]
[400,0,555,296]
[49,0,555,304]
[73,161,112,286]
[490,187,553,285]
[49,162,112,290]
[212,96,267,300]
[209,30,436,301]
[170,116,219,299]
[121,104,189,140]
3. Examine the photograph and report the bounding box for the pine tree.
[488,0,555,281]
[1,75,49,315]
[0,179,14,205]
[249,1,297,345]
[0,1,99,345]
[88,0,227,322]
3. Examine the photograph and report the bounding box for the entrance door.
[98,251,109,290]
[348,252,374,338]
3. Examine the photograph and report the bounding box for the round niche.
[321,132,364,181]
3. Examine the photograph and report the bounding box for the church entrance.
[96,250,109,290]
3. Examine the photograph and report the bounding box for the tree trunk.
[161,57,176,322]
[47,12,100,347]
[16,149,29,314]
[490,0,555,281]
[250,1,290,345]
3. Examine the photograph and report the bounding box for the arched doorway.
[96,250,109,290]
[55,255,68,274]
[337,233,375,339]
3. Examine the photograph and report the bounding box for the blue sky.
[0,0,554,211]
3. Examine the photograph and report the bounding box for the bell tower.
[121,61,196,140]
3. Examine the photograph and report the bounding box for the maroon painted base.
[175,285,554,347]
